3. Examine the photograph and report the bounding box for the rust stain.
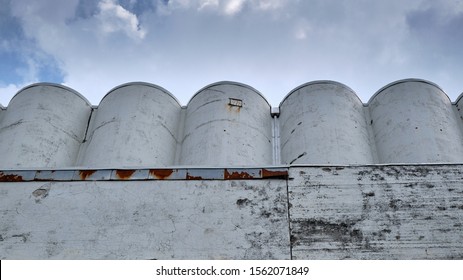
[227,105,241,113]
[0,172,24,182]
[79,170,96,180]
[186,172,203,180]
[224,169,254,180]
[149,169,174,180]
[261,169,288,179]
[115,169,136,180]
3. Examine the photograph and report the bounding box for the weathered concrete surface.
[279,81,374,165]
[180,82,273,166]
[78,83,182,168]
[369,80,463,163]
[289,165,463,259]
[0,84,92,169]
[1,165,463,259]
[0,180,289,259]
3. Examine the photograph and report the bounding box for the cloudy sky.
[1,0,463,107]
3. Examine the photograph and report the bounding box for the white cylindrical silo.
[0,83,92,169]
[179,82,273,166]
[78,83,182,168]
[369,79,463,163]
[279,81,374,165]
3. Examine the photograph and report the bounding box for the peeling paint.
[225,169,254,179]
[0,172,24,182]
[79,170,96,180]
[261,169,288,179]
[115,170,136,180]
[149,169,174,180]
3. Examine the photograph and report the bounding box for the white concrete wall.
[1,165,463,259]
[0,84,92,169]
[0,179,289,259]
[180,82,273,166]
[289,165,463,259]
[78,83,182,168]
[279,81,374,164]
[369,80,463,163]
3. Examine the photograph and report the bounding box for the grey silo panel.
[279,81,374,165]
[179,82,273,166]
[78,83,182,168]
[0,105,5,123]
[0,84,92,168]
[369,79,463,163]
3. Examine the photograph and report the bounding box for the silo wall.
[279,81,374,165]
[369,79,463,163]
[78,83,182,168]
[0,84,92,168]
[179,82,273,166]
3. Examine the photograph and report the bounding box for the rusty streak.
[186,173,203,180]
[115,170,136,180]
[79,170,96,180]
[0,172,24,182]
[149,169,174,180]
[261,169,288,179]
[224,169,254,180]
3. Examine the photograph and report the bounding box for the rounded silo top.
[454,90,463,105]
[10,83,92,107]
[280,80,363,107]
[100,82,181,107]
[188,81,271,108]
[368,78,451,105]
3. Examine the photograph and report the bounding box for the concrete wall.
[289,165,463,259]
[1,165,463,259]
[0,178,289,259]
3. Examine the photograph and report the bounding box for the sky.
[1,0,463,107]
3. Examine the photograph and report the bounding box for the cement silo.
[0,83,92,169]
[179,82,273,166]
[78,82,182,168]
[279,81,374,165]
[369,79,463,163]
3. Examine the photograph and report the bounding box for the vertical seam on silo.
[364,105,380,163]
[272,115,281,165]
[451,104,463,162]
[0,107,5,125]
[174,107,187,165]
[82,107,94,143]
[74,107,95,166]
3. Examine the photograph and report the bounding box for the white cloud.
[198,0,219,10]
[98,0,146,39]
[0,83,24,106]
[224,0,246,15]
[2,0,463,107]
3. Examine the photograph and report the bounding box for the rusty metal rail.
[0,167,288,182]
